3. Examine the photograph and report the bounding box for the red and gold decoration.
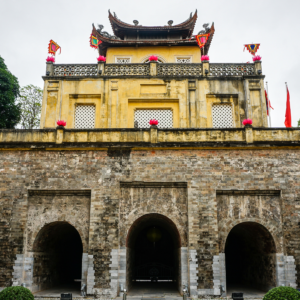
[48,40,61,55]
[244,44,260,56]
[90,34,102,49]
[196,34,210,48]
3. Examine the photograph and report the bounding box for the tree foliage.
[298,119,300,127]
[263,286,300,300]
[18,85,43,129]
[0,56,21,128]
[0,286,34,300]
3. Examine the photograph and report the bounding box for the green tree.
[18,85,43,129]
[298,119,300,127]
[0,56,21,128]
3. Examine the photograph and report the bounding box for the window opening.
[75,105,96,129]
[116,58,131,64]
[212,104,233,128]
[175,57,192,63]
[134,109,173,128]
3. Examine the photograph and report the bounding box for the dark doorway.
[32,222,83,293]
[225,222,276,295]
[126,214,181,295]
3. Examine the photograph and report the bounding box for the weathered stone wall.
[217,191,283,253]
[120,184,188,247]
[27,192,91,252]
[0,193,14,287]
[0,148,300,293]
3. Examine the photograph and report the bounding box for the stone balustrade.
[0,127,299,147]
[45,61,262,78]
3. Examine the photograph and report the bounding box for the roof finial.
[133,20,139,26]
[168,20,173,26]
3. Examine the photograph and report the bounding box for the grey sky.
[1,0,299,127]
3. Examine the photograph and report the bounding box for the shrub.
[0,286,34,300]
[263,286,300,300]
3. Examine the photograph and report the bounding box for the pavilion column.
[188,80,197,128]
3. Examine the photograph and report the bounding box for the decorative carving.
[116,58,131,64]
[198,23,210,34]
[97,24,104,33]
[176,58,192,63]
[133,20,139,26]
[157,64,202,76]
[104,64,150,76]
[96,24,120,40]
[53,64,98,76]
[168,20,173,26]
[209,64,255,77]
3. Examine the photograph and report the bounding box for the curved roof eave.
[108,10,198,37]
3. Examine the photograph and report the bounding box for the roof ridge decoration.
[92,11,215,57]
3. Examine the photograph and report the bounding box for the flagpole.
[266,82,272,127]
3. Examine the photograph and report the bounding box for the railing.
[104,64,150,76]
[209,63,255,77]
[157,63,202,76]
[53,64,98,76]
[50,62,257,77]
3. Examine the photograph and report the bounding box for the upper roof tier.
[92,11,215,56]
[108,10,198,40]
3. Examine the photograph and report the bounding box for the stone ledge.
[0,128,299,149]
[120,181,187,188]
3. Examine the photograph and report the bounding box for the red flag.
[284,86,292,127]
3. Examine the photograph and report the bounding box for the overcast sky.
[1,0,299,127]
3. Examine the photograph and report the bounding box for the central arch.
[32,221,83,294]
[225,222,277,295]
[126,213,182,294]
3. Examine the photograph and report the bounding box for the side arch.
[30,219,88,252]
[32,221,84,251]
[219,218,282,253]
[31,221,84,293]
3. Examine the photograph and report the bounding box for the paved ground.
[128,281,180,297]
[227,284,266,299]
[33,282,265,299]
[33,283,82,297]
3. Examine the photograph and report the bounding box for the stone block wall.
[0,148,300,294]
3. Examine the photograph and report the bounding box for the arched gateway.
[225,222,277,295]
[31,222,83,293]
[125,214,183,294]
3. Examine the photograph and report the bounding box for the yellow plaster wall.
[41,62,267,129]
[106,46,201,63]
[41,76,268,129]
